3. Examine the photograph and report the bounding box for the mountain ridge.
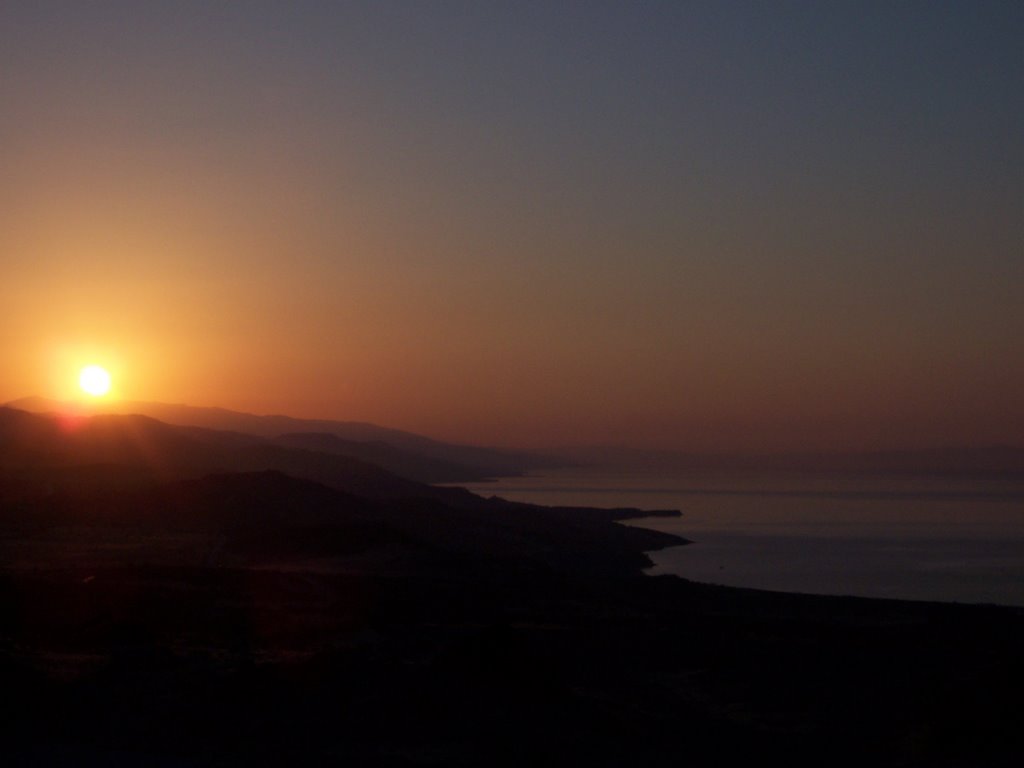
[6,396,558,482]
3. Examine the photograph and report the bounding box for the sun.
[79,365,112,397]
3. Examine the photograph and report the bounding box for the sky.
[1,1,1022,452]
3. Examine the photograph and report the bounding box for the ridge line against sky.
[2,2,1022,452]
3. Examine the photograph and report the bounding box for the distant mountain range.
[0,405,681,575]
[9,397,1021,479]
[0,406,447,501]
[5,397,559,483]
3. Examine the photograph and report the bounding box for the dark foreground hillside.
[1,411,1022,766]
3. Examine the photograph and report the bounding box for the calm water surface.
[459,468,1024,607]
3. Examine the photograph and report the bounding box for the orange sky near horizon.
[2,3,1022,453]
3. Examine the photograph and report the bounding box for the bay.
[458,467,1024,607]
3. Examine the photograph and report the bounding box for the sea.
[458,467,1024,608]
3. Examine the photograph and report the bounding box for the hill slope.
[7,397,556,480]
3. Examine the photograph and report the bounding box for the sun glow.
[79,365,112,397]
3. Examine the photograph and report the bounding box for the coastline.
[464,467,1024,608]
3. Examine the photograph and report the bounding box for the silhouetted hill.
[273,431,491,483]
[7,396,557,480]
[4,469,422,569]
[0,407,454,501]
